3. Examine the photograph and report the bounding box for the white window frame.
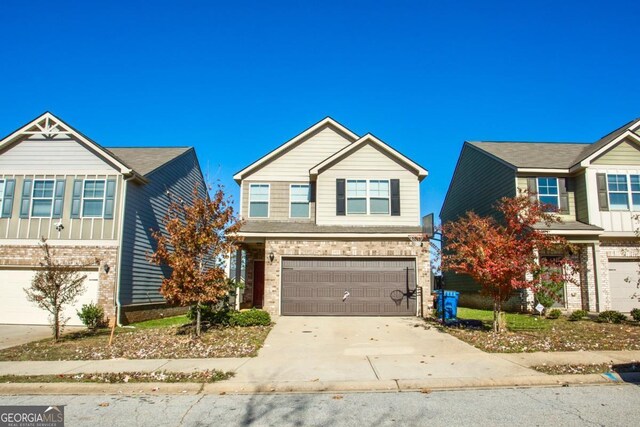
[368,179,390,215]
[630,175,640,211]
[289,184,310,219]
[248,183,270,218]
[82,179,107,218]
[536,177,560,210]
[0,179,4,218]
[346,179,367,215]
[31,179,56,218]
[607,174,630,211]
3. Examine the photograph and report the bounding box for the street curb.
[0,374,618,395]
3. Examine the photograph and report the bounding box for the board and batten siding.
[0,134,119,174]
[592,139,640,166]
[441,144,516,293]
[242,181,315,222]
[246,126,353,182]
[516,176,577,222]
[585,166,640,233]
[315,142,420,226]
[118,149,207,306]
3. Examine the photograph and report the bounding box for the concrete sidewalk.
[0,317,638,394]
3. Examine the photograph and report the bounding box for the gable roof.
[310,133,428,179]
[106,147,192,176]
[468,117,640,171]
[233,117,359,182]
[0,112,195,182]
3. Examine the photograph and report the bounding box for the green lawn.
[456,307,551,331]
[130,315,190,329]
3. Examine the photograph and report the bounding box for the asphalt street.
[1,384,639,426]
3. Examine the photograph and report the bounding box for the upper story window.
[537,177,559,209]
[606,174,640,211]
[31,179,55,217]
[369,180,390,214]
[290,184,310,218]
[346,180,367,214]
[0,180,4,216]
[249,184,269,218]
[82,180,106,217]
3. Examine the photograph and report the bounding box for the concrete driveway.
[231,316,542,383]
[0,325,83,349]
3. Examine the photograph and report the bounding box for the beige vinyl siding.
[574,172,589,223]
[316,142,419,226]
[516,176,576,222]
[592,139,640,165]
[0,174,122,241]
[440,144,516,223]
[247,126,352,181]
[0,135,118,174]
[242,181,315,222]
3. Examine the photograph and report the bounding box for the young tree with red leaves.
[441,192,577,333]
[149,186,243,337]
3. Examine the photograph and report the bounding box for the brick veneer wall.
[252,239,431,317]
[0,243,118,323]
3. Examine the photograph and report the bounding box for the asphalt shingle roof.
[106,147,191,176]
[240,221,422,234]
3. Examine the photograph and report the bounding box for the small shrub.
[568,310,588,321]
[76,303,105,330]
[547,309,562,319]
[597,310,627,324]
[631,308,640,322]
[187,305,232,326]
[229,309,271,327]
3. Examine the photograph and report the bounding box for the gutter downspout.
[115,176,133,326]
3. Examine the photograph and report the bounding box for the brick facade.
[598,240,640,311]
[0,243,118,323]
[242,238,431,317]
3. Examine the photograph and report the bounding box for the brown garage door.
[281,258,417,316]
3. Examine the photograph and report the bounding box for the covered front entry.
[608,259,640,312]
[281,258,417,316]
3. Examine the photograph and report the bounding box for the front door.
[253,261,265,308]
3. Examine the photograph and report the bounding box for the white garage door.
[608,260,640,313]
[0,268,100,326]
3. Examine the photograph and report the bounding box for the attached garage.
[0,268,100,325]
[281,258,417,316]
[608,260,640,312]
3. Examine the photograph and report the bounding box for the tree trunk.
[195,305,201,337]
[53,309,60,342]
[493,298,499,333]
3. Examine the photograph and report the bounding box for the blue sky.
[1,0,639,221]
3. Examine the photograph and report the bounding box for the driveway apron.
[231,317,542,383]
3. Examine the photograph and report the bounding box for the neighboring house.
[232,117,430,317]
[441,118,640,313]
[0,112,207,325]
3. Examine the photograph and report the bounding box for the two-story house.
[441,118,640,313]
[232,118,430,317]
[0,112,208,325]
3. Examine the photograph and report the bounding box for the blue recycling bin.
[434,290,460,320]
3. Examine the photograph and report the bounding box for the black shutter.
[390,179,401,216]
[336,179,345,216]
[558,177,569,214]
[596,173,609,211]
[19,179,32,218]
[526,177,537,202]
